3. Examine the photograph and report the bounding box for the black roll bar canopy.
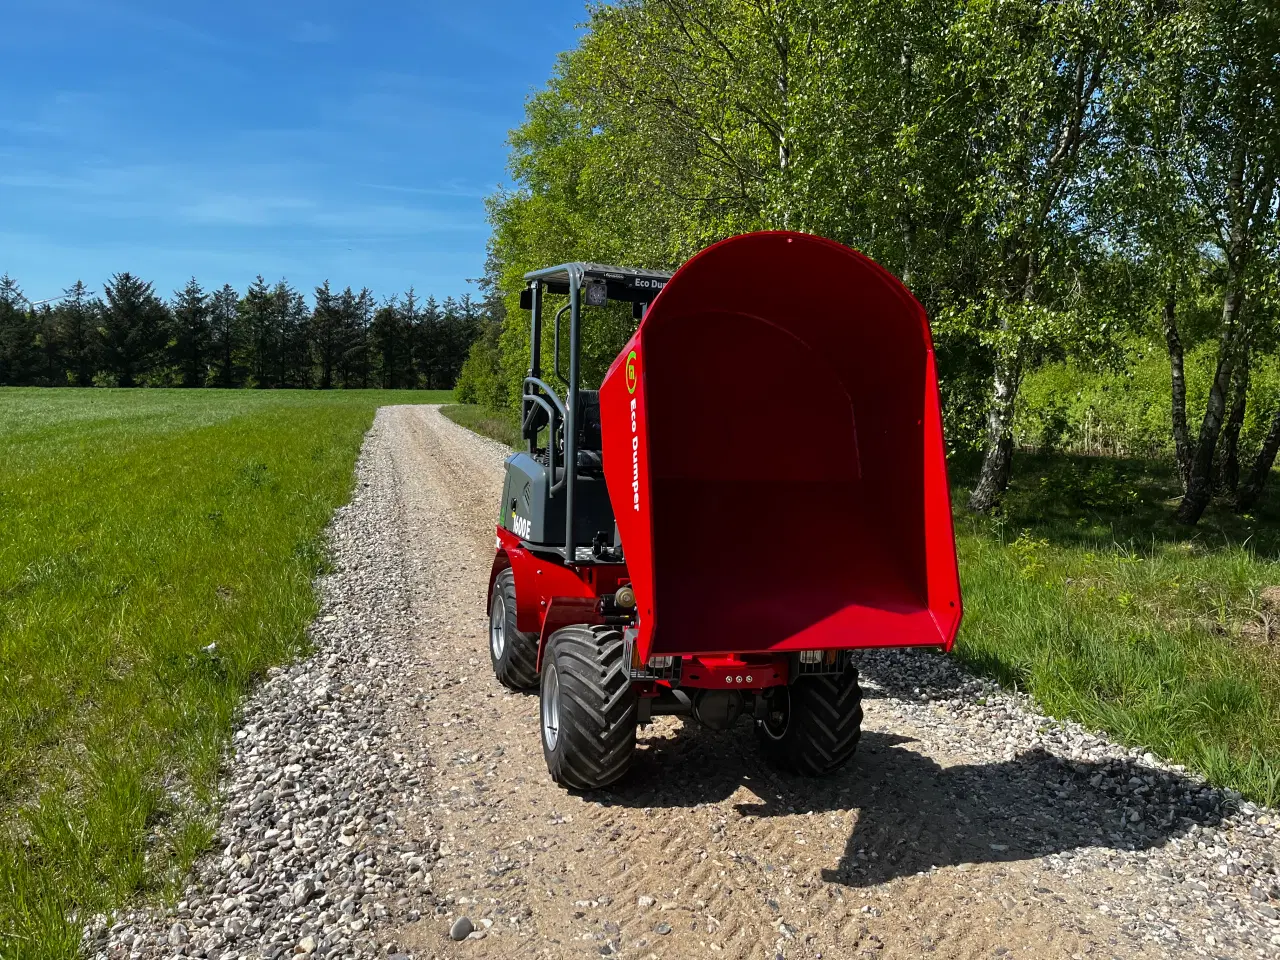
[520,262,673,563]
[521,262,672,304]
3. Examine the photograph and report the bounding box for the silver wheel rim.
[542,662,561,750]
[490,593,506,660]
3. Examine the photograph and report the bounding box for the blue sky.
[0,0,587,303]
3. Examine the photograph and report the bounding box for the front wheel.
[756,667,863,776]
[488,568,539,690]
[540,624,636,789]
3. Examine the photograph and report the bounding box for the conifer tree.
[171,277,210,387]
[100,273,168,387]
[208,283,242,387]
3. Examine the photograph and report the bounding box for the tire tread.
[542,624,636,789]
[490,568,539,690]
[757,668,863,776]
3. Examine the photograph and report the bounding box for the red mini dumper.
[488,231,962,789]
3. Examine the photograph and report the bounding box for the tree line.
[463,0,1280,526]
[0,273,489,391]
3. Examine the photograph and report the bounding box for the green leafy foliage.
[482,0,1280,517]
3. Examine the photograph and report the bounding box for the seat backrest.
[577,389,603,450]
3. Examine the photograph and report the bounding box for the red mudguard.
[491,527,625,667]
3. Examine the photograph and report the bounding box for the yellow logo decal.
[625,350,638,394]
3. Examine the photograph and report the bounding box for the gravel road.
[91,405,1280,960]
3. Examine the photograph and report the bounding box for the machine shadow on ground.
[599,720,1226,888]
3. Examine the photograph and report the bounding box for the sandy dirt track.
[380,406,1277,960]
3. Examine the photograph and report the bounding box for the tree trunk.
[1237,402,1280,511]
[1218,353,1250,494]
[968,350,1022,513]
[1161,288,1192,489]
[1176,287,1244,524]
[900,218,916,289]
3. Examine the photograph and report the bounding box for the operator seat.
[576,389,604,476]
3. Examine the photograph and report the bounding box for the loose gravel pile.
[83,405,1280,960]
[859,649,1280,956]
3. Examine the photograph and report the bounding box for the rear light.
[647,656,673,669]
[798,650,822,664]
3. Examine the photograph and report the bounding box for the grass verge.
[951,452,1280,807]
[439,403,521,448]
[0,387,450,958]
[450,406,1280,807]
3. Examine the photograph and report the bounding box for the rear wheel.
[540,624,636,789]
[488,568,539,691]
[756,667,863,776]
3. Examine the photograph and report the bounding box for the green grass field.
[444,403,1280,807]
[0,388,448,958]
[953,452,1280,807]
[440,402,524,448]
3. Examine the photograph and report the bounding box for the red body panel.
[681,655,788,690]
[492,527,625,669]
[597,231,963,663]
[492,526,595,635]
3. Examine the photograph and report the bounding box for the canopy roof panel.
[524,262,674,285]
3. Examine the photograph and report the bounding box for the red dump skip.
[600,231,962,662]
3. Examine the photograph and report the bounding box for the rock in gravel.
[290,877,317,908]
[296,934,317,955]
[449,916,474,940]
[654,922,672,936]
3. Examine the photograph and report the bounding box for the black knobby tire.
[540,624,637,789]
[488,568,539,691]
[756,667,863,776]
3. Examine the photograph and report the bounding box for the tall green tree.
[1158,0,1280,522]
[372,296,409,389]
[310,281,342,390]
[949,0,1131,512]
[54,281,101,386]
[208,283,243,387]
[238,275,277,388]
[0,275,36,386]
[332,287,374,388]
[274,281,311,388]
[413,295,443,388]
[171,277,210,387]
[399,287,426,388]
[100,273,168,387]
[32,305,63,385]
[1108,0,1280,520]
